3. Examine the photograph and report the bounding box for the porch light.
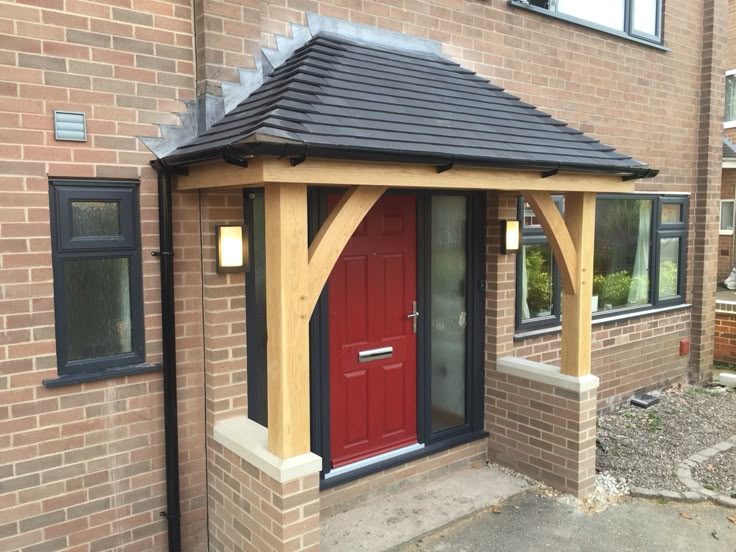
[215,225,248,274]
[500,220,520,254]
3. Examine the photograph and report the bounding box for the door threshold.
[324,443,425,480]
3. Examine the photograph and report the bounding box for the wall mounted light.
[500,220,520,254]
[215,225,248,274]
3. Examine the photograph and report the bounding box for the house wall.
[0,0,726,551]
[0,1,210,550]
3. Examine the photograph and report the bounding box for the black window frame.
[48,179,146,377]
[515,193,688,334]
[511,0,665,47]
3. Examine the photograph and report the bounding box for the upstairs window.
[524,0,663,44]
[49,179,145,377]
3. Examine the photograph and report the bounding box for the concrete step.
[320,464,532,552]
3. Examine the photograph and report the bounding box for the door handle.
[407,300,419,334]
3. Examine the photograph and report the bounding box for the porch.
[154,27,653,552]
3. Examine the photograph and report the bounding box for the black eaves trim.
[42,363,162,388]
[508,1,670,52]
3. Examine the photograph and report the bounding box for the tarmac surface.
[393,492,736,552]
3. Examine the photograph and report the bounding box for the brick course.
[714,311,736,363]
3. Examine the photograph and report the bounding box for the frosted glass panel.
[632,0,657,36]
[558,0,625,30]
[430,196,467,433]
[658,238,680,299]
[71,201,120,237]
[64,257,132,361]
[661,203,682,225]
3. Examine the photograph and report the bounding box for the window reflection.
[593,199,652,311]
[521,244,554,320]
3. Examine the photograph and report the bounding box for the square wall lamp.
[500,220,520,254]
[215,225,248,274]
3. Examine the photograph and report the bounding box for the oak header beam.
[175,157,639,193]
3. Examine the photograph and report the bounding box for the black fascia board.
[162,140,658,180]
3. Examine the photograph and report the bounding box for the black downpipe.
[154,165,182,552]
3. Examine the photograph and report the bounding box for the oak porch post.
[560,192,597,377]
[264,182,311,458]
[263,183,385,459]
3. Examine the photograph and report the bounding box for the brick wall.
[0,0,209,549]
[714,311,736,364]
[207,441,320,552]
[514,311,692,414]
[689,0,728,383]
[487,373,597,497]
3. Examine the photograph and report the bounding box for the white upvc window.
[725,70,736,128]
[525,0,663,43]
[721,200,735,235]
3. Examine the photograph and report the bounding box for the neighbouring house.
[715,4,736,366]
[0,1,727,552]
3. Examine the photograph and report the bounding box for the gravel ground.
[691,447,736,498]
[596,384,736,492]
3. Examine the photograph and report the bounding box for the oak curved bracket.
[307,185,386,314]
[522,191,577,295]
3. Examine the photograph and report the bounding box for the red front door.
[328,193,417,468]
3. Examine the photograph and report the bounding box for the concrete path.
[394,493,736,552]
[320,465,531,552]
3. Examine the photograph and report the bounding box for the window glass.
[661,203,682,225]
[726,75,736,123]
[246,191,268,427]
[50,179,143,377]
[658,238,681,299]
[721,201,734,232]
[593,199,653,311]
[631,0,657,36]
[71,201,120,237]
[430,196,467,434]
[557,0,625,31]
[521,243,554,320]
[63,257,132,361]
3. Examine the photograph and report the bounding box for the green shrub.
[525,248,552,316]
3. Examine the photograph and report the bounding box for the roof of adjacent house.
[724,137,736,160]
[164,33,653,177]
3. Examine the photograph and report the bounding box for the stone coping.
[497,357,600,393]
[630,435,736,508]
[214,416,322,483]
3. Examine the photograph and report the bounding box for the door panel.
[328,193,417,468]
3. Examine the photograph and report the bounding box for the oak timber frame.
[176,157,634,459]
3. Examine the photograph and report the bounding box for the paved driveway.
[394,493,736,552]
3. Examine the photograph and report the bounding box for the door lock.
[407,301,419,334]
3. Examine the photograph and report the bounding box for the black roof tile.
[164,33,651,175]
